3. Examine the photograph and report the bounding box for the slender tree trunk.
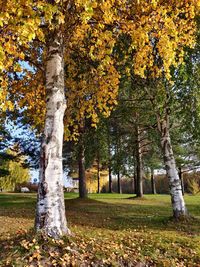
[133,158,137,195]
[157,114,187,219]
[97,153,100,193]
[135,125,143,198]
[35,29,70,238]
[78,136,87,198]
[117,170,122,194]
[178,167,185,196]
[115,129,122,194]
[131,176,135,194]
[151,168,156,194]
[108,165,112,193]
[134,175,137,194]
[108,131,113,193]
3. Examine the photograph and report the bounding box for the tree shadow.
[0,194,199,236]
[65,197,200,235]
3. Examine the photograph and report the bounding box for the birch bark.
[35,29,70,238]
[178,167,185,195]
[157,115,187,219]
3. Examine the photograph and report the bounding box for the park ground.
[0,193,200,266]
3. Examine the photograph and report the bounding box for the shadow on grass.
[0,194,200,235]
[0,193,36,206]
[65,197,200,235]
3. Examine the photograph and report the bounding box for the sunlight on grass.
[0,193,200,266]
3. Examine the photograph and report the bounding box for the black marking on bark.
[165,164,170,171]
[46,135,51,145]
[40,182,48,198]
[165,141,170,149]
[40,213,46,228]
[57,101,62,110]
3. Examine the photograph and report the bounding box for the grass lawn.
[0,193,200,266]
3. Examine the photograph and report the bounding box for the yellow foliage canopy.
[0,0,199,138]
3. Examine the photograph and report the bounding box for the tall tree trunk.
[97,153,100,193]
[134,175,137,194]
[151,168,156,194]
[157,114,187,219]
[108,133,112,193]
[133,157,137,195]
[78,136,87,198]
[117,170,122,194]
[35,29,70,238]
[108,165,112,193]
[178,167,185,196]
[135,125,143,198]
[115,129,122,194]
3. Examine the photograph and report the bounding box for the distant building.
[71,178,79,193]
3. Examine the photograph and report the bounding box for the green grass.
[0,193,200,266]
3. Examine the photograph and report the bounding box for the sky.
[30,169,73,187]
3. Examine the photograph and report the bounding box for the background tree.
[0,145,30,191]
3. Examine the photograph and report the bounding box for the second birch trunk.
[157,115,187,219]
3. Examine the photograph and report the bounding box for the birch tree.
[156,92,187,219]
[35,27,70,237]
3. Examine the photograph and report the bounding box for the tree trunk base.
[169,212,193,223]
[36,227,72,240]
[78,196,88,199]
[172,213,190,222]
[127,196,146,200]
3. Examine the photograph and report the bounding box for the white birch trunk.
[158,116,187,219]
[35,29,70,238]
